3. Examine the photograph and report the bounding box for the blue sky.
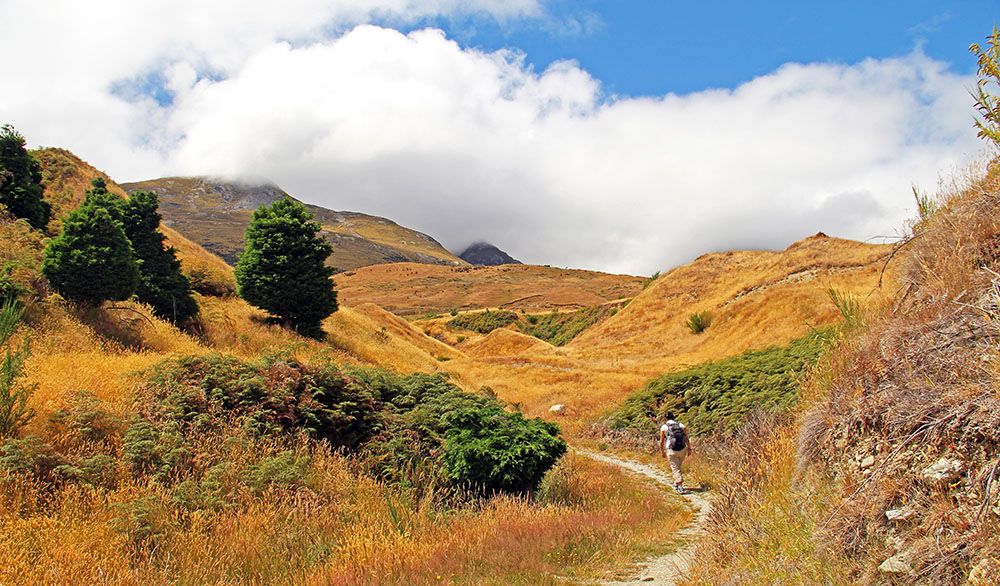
[411,0,998,96]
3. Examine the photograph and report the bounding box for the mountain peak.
[458,242,522,266]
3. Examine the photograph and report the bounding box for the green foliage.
[0,270,28,304]
[355,369,566,494]
[0,124,50,230]
[141,354,381,450]
[607,330,831,435]
[447,309,518,334]
[236,198,337,338]
[970,26,1000,147]
[81,181,198,323]
[828,288,861,329]
[41,187,139,304]
[518,304,620,346]
[0,299,34,437]
[685,311,713,334]
[121,190,198,323]
[643,271,661,290]
[243,451,311,494]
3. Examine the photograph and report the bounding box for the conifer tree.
[236,197,337,338]
[121,191,198,323]
[0,125,51,230]
[75,179,197,323]
[41,194,139,305]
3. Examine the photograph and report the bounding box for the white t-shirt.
[660,420,687,451]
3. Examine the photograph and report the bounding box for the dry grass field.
[334,261,646,316]
[378,234,896,426]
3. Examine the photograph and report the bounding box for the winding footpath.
[575,449,712,586]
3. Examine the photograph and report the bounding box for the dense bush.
[518,304,620,346]
[1,355,566,501]
[0,300,33,438]
[447,309,519,334]
[606,330,831,435]
[354,369,567,494]
[120,190,198,323]
[80,180,198,323]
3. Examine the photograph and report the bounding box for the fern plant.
[0,299,34,437]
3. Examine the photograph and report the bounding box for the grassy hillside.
[32,148,236,296]
[0,148,693,585]
[683,164,1000,585]
[122,176,466,272]
[334,261,644,316]
[427,234,894,424]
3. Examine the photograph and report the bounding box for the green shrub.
[606,330,831,435]
[243,451,310,494]
[447,309,518,334]
[356,369,566,494]
[518,304,621,346]
[685,311,713,334]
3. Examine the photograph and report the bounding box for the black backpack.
[666,421,686,451]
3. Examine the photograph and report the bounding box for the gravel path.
[575,449,712,586]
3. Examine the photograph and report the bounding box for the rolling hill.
[333,262,645,316]
[121,176,466,272]
[32,148,236,295]
[426,233,895,423]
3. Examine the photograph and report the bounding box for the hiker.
[659,412,692,494]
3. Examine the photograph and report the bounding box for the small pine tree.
[121,191,198,324]
[236,197,337,338]
[41,198,139,305]
[0,124,51,230]
[75,180,197,323]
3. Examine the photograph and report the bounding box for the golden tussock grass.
[334,262,644,316]
[0,450,688,585]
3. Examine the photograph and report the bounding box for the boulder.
[922,457,965,485]
[548,404,566,415]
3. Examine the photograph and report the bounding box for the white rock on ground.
[878,553,912,575]
[549,404,566,415]
[921,457,965,485]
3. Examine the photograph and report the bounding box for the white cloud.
[0,3,985,275]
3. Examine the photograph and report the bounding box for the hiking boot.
[674,484,688,495]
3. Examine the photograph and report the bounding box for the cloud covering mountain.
[0,0,984,274]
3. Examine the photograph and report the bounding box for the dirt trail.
[575,449,712,586]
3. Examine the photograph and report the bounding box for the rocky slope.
[458,242,521,266]
[121,176,467,272]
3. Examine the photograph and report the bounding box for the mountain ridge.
[121,176,467,272]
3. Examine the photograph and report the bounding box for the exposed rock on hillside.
[458,241,521,266]
[121,176,466,272]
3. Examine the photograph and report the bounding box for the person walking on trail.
[659,412,692,494]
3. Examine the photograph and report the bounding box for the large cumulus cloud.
[0,1,984,274]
